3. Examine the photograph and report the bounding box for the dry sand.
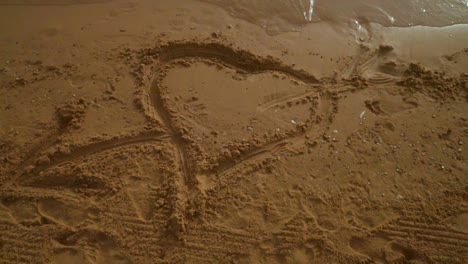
[0,0,467,263]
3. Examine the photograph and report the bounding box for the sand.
[0,0,467,263]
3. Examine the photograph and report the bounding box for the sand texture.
[0,0,467,263]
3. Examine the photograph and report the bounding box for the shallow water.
[201,0,468,34]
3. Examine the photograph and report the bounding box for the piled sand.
[0,0,467,263]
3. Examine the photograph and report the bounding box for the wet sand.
[0,0,467,263]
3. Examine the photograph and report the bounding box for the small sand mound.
[56,98,88,129]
